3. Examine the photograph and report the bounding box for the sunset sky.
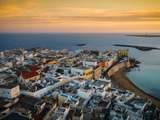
[0,0,160,33]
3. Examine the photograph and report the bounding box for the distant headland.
[113,44,160,51]
[126,34,160,37]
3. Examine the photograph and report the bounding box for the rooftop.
[1,112,30,120]
[0,84,19,89]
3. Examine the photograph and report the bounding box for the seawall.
[107,60,130,77]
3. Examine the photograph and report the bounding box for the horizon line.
[0,32,160,34]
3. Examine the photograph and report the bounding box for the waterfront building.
[117,49,129,58]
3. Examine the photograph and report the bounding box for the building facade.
[0,85,20,99]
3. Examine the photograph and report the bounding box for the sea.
[0,33,160,99]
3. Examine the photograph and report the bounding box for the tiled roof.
[16,65,40,79]
[21,71,39,79]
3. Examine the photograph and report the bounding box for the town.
[0,48,159,120]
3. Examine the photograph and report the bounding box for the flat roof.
[19,95,42,106]
[0,84,19,89]
[1,112,30,120]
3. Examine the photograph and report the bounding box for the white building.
[82,61,98,67]
[70,67,84,76]
[77,88,93,99]
[0,84,20,99]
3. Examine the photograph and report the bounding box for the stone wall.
[107,61,130,77]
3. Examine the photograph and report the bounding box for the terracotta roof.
[16,65,40,79]
[21,71,39,79]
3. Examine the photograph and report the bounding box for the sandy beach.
[111,70,160,107]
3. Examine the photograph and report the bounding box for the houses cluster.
[0,48,159,120]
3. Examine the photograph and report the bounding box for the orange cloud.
[0,0,160,33]
[1,9,160,24]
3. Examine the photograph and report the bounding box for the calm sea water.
[0,33,160,98]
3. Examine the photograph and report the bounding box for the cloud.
[0,9,160,25]
[0,0,160,24]
[0,2,160,32]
